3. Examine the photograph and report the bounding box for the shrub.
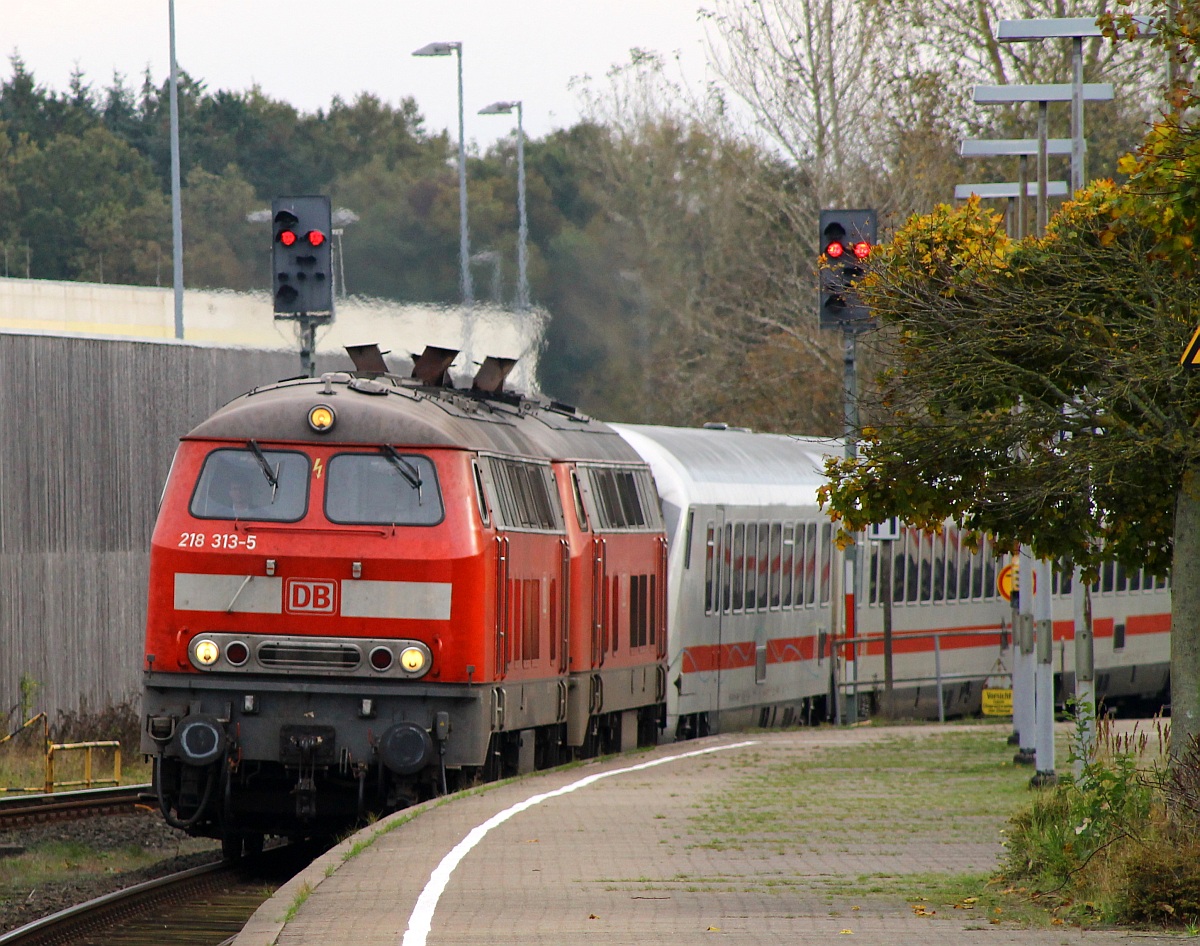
[50,700,141,751]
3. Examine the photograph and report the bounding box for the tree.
[701,0,1160,219]
[11,126,168,283]
[548,51,842,430]
[819,183,1200,753]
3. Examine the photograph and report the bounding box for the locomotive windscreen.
[189,448,310,521]
[325,453,444,526]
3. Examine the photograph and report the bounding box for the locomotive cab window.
[326,452,444,526]
[190,447,310,522]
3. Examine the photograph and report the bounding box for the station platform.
[231,724,1175,946]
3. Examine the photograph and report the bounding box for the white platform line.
[400,740,758,946]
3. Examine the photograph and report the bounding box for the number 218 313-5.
[179,533,257,550]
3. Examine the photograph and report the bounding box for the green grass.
[689,727,1029,852]
[0,836,215,893]
[590,723,1071,925]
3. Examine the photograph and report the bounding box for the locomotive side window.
[190,448,310,522]
[579,465,663,531]
[473,462,491,527]
[570,471,589,531]
[486,457,563,532]
[325,453,444,526]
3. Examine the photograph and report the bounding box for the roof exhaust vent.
[345,343,391,376]
[410,346,459,387]
[471,356,517,395]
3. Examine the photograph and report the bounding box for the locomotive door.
[591,536,608,667]
[495,535,509,678]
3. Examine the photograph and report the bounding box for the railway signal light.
[272,195,333,316]
[818,209,877,330]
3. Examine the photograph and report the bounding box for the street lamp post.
[168,0,184,339]
[479,100,529,310]
[959,138,1073,237]
[974,84,1114,234]
[413,41,473,306]
[997,17,1154,193]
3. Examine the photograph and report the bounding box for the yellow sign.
[996,560,1036,601]
[982,688,1013,717]
[1182,323,1200,368]
[997,563,1016,601]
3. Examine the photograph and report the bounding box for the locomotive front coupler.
[289,733,324,821]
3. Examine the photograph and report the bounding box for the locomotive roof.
[612,423,838,509]
[186,372,643,464]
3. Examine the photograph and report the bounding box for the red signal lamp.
[852,241,871,259]
[306,230,327,247]
[278,230,298,247]
[825,241,845,259]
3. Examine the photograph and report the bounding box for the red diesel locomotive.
[141,347,666,855]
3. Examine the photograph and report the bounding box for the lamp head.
[479,101,519,115]
[413,41,460,57]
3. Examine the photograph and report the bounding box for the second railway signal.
[272,195,333,315]
[818,209,877,330]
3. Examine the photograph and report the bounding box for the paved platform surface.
[231,724,1182,946]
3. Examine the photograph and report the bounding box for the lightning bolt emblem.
[314,457,324,480]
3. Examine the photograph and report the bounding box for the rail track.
[0,842,310,946]
[0,785,150,830]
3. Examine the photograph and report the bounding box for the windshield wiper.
[381,444,423,503]
[247,440,280,502]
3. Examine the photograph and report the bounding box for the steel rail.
[0,860,230,946]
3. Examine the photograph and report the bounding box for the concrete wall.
[0,277,545,391]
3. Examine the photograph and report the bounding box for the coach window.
[804,522,818,606]
[780,524,794,608]
[758,523,772,610]
[722,523,734,612]
[745,522,760,611]
[326,453,444,525]
[704,523,717,614]
[945,530,960,600]
[819,523,833,605]
[190,447,310,522]
[732,523,746,613]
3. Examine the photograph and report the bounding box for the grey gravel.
[0,808,220,934]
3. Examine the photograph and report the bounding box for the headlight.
[193,638,220,666]
[308,404,336,433]
[399,646,427,674]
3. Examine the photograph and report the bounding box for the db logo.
[285,578,337,614]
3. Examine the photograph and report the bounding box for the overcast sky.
[6,2,715,145]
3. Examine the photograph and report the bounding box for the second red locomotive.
[141,346,666,856]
